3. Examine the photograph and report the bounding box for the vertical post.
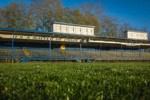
[49,40,51,61]
[99,44,102,60]
[88,44,90,59]
[139,45,140,58]
[121,44,122,60]
[80,43,82,60]
[11,32,14,63]
[107,47,108,61]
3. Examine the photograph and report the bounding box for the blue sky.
[101,0,150,30]
[1,0,150,31]
[62,0,150,31]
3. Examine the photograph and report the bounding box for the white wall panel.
[52,23,95,36]
[82,27,86,35]
[68,26,73,34]
[126,31,148,40]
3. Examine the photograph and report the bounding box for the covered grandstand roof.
[0,28,150,47]
[0,28,94,38]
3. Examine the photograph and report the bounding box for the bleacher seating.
[0,47,150,62]
[0,47,26,61]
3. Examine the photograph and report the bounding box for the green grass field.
[0,62,150,100]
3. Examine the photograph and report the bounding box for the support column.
[80,43,82,60]
[11,32,14,63]
[49,40,51,61]
[121,44,123,60]
[100,44,102,60]
[139,45,141,58]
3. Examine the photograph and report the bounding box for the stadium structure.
[0,22,150,63]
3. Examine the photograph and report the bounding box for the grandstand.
[0,22,150,62]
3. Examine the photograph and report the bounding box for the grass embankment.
[0,62,150,99]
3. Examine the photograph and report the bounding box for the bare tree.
[31,0,63,31]
[0,1,28,29]
[72,2,104,34]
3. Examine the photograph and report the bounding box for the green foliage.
[0,62,150,99]
[0,0,100,33]
[1,0,147,37]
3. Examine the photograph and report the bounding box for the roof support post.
[49,39,51,61]
[11,32,14,63]
[121,44,123,60]
[139,45,141,59]
[80,43,82,60]
[100,43,102,60]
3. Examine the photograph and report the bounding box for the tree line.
[0,0,149,38]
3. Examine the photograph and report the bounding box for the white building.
[125,30,148,40]
[51,22,95,36]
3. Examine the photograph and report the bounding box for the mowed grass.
[0,62,150,100]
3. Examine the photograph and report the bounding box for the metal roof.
[0,28,53,34]
[0,28,150,43]
[0,28,95,38]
